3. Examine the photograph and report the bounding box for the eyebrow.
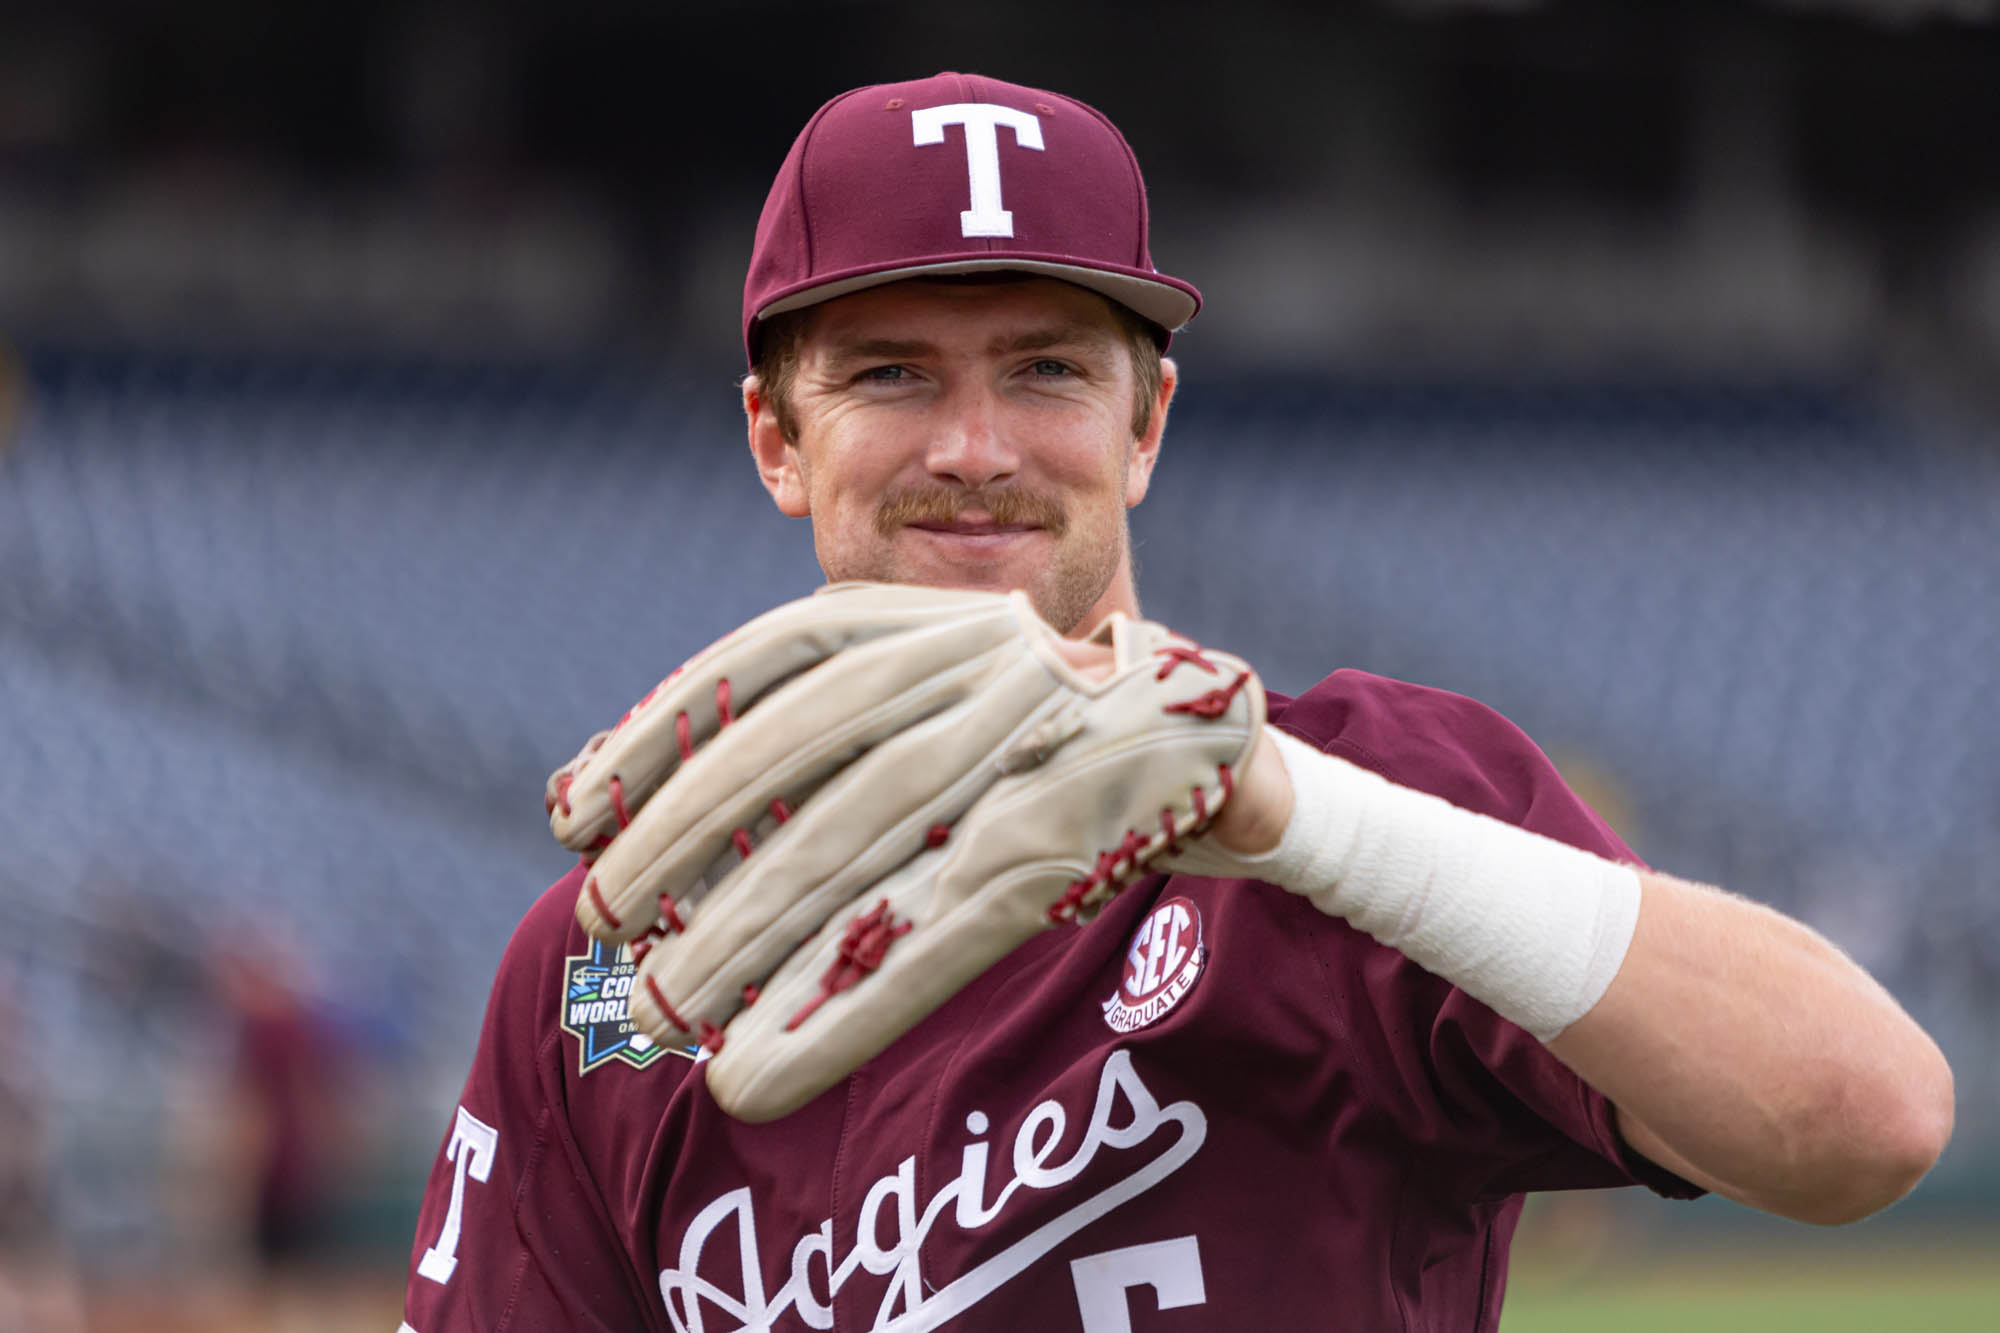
[823,337,937,365]
[987,325,1111,356]
[821,325,1114,368]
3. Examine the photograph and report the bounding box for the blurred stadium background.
[2,1,1996,1328]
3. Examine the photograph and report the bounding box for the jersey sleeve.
[400,867,661,1333]
[1271,670,1703,1202]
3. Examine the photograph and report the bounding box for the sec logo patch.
[1103,897,1206,1033]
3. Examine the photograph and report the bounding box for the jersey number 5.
[417,1106,500,1285]
[1070,1236,1206,1333]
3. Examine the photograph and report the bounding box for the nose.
[923,382,1020,492]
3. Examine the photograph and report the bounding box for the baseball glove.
[547,582,1265,1122]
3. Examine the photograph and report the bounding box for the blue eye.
[861,364,907,381]
[1031,360,1070,376]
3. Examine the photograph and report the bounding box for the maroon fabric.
[403,670,1699,1333]
[742,71,1200,363]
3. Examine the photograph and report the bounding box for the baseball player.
[400,73,1952,1332]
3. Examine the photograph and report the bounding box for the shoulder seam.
[1275,719,1415,792]
[494,1103,554,1333]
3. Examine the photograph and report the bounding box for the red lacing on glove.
[1154,643,1219,680]
[1044,640,1249,923]
[1164,670,1251,720]
[643,982,723,1052]
[784,899,913,1031]
[1045,763,1236,924]
[1153,641,1250,719]
[551,733,612,817]
[926,823,951,848]
[645,975,693,1034]
[1205,763,1233,829]
[581,679,753,939]
[629,892,687,967]
[584,873,622,932]
[608,683,657,741]
[1046,827,1152,924]
[673,677,736,762]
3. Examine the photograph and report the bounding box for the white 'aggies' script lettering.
[910,102,1044,238]
[657,1050,1206,1333]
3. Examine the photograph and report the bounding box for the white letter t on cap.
[911,103,1045,238]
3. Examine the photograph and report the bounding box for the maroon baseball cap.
[742,71,1200,364]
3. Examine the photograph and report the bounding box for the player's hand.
[546,582,1265,1122]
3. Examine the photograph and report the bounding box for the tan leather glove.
[548,583,1264,1122]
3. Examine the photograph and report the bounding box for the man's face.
[746,277,1172,635]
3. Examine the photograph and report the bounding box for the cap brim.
[754,257,1200,335]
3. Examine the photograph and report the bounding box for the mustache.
[874,487,1069,538]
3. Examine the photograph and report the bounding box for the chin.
[889,552,1046,596]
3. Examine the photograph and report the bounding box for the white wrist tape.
[1237,730,1641,1040]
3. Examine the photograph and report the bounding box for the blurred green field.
[1500,1204,2000,1333]
[1502,1268,1998,1332]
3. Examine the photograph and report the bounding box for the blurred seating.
[2,345,1994,1268]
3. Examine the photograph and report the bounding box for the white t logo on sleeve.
[910,103,1045,238]
[416,1105,499,1285]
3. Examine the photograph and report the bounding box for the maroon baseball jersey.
[401,670,1698,1333]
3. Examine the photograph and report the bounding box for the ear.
[1123,355,1177,508]
[744,374,811,517]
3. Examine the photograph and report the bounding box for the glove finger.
[693,848,988,1118]
[697,645,1267,1122]
[550,584,1016,851]
[622,648,1086,1034]
[544,730,610,817]
[574,617,1024,941]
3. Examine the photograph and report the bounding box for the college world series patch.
[1103,896,1206,1033]
[561,940,702,1074]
